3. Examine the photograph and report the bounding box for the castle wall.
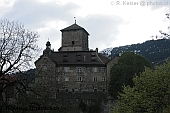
[56,66,107,93]
[34,23,120,112]
[35,54,57,98]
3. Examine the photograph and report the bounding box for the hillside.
[100,39,170,66]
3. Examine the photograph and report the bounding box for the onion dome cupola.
[46,41,51,48]
[43,41,53,54]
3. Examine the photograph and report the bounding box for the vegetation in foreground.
[108,52,151,99]
[111,61,170,113]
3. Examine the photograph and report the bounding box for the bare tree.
[0,19,40,112]
[159,13,170,39]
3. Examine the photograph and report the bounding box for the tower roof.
[46,41,51,46]
[60,23,89,35]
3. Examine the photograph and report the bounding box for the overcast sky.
[1,0,170,52]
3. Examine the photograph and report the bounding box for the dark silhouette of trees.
[0,19,39,112]
[108,52,151,99]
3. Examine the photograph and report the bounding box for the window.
[93,67,97,72]
[78,77,82,81]
[63,58,67,62]
[77,60,81,62]
[43,58,47,62]
[94,88,97,92]
[54,94,57,99]
[43,76,47,79]
[56,77,60,81]
[78,89,81,92]
[57,89,59,92]
[78,68,81,72]
[43,66,47,70]
[91,53,95,57]
[102,77,106,81]
[57,68,60,72]
[63,55,67,62]
[65,77,69,81]
[91,58,96,62]
[102,89,106,92]
[93,77,97,81]
[88,99,92,104]
[101,67,105,72]
[77,55,81,62]
[63,59,67,62]
[72,41,75,45]
[64,67,69,72]
[72,89,74,92]
[65,89,68,92]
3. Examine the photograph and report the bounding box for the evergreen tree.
[108,52,151,99]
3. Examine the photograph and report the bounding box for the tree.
[0,19,39,112]
[111,61,170,113]
[108,52,151,99]
[159,13,170,39]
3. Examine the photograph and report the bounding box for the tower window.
[72,41,75,45]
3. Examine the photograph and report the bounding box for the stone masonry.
[34,22,119,113]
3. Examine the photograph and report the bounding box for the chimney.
[96,48,98,53]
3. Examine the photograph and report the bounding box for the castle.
[34,22,118,112]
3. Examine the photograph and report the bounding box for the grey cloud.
[38,14,123,51]
[1,0,124,51]
[78,14,123,50]
[2,0,80,29]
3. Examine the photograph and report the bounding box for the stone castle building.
[35,22,119,112]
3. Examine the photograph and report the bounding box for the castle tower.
[59,23,89,51]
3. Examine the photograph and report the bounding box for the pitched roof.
[98,53,111,64]
[60,23,89,35]
[46,51,110,66]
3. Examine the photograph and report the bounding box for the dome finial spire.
[74,17,76,24]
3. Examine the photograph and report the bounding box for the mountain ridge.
[100,39,170,66]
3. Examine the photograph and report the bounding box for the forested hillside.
[101,39,170,66]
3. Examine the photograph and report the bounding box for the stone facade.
[35,23,119,113]
[59,23,89,51]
